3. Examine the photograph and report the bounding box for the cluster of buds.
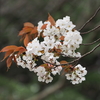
[0,14,87,84]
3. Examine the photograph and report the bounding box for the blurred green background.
[0,0,100,100]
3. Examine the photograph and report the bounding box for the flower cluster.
[1,14,87,84]
[65,64,87,84]
[34,65,62,83]
[37,16,82,58]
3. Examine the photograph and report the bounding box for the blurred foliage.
[0,0,100,100]
[0,71,100,100]
[0,75,39,100]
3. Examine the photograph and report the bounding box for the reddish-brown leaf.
[14,46,26,55]
[0,45,26,69]
[60,36,65,41]
[41,24,47,29]
[30,27,38,34]
[18,27,33,36]
[17,49,25,55]
[6,56,13,69]
[1,50,13,61]
[14,46,26,52]
[0,45,18,52]
[60,60,68,68]
[60,60,68,64]
[48,13,55,26]
[24,34,29,47]
[32,32,38,39]
[24,22,34,28]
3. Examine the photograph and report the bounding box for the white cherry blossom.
[65,64,87,84]
[15,15,86,85]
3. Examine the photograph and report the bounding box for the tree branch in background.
[80,43,100,58]
[60,43,100,66]
[81,38,100,45]
[81,25,100,34]
[78,6,100,31]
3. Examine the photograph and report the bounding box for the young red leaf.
[60,60,68,68]
[24,22,34,27]
[14,46,26,52]
[60,60,68,64]
[48,13,55,26]
[18,27,33,36]
[0,45,18,52]
[30,27,38,34]
[6,56,13,69]
[17,49,25,55]
[24,34,29,47]
[1,50,13,61]
[41,24,47,29]
[14,46,26,55]
[32,32,38,40]
[60,36,65,41]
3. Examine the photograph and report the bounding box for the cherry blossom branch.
[41,43,100,67]
[78,6,100,31]
[81,38,100,45]
[81,25,100,34]
[1,6,99,86]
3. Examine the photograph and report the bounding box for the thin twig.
[57,43,100,66]
[41,43,100,67]
[81,43,100,58]
[65,42,98,66]
[78,6,100,31]
[81,38,100,45]
[81,25,100,34]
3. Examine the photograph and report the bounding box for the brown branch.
[78,6,100,31]
[81,25,100,34]
[55,43,100,66]
[41,43,100,67]
[80,43,100,58]
[26,76,65,100]
[81,38,100,45]
[61,43,100,66]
